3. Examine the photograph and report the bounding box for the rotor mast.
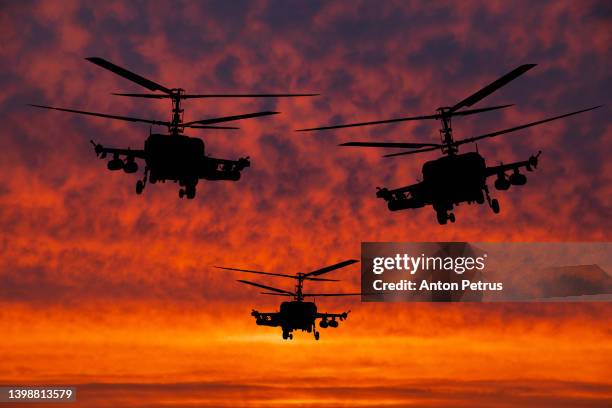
[436,107,457,155]
[169,88,185,135]
[294,273,306,301]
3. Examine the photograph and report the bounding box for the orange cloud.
[1,1,610,406]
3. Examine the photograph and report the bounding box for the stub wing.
[376,182,429,211]
[201,156,250,181]
[485,151,541,177]
[91,141,146,160]
[376,182,421,201]
[205,156,250,170]
[316,311,350,329]
[251,310,280,327]
[316,311,349,321]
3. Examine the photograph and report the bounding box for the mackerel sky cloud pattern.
[0,1,610,406]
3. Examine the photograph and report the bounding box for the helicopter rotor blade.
[86,57,172,94]
[260,292,293,296]
[183,125,240,130]
[183,111,279,126]
[382,146,441,158]
[454,105,603,147]
[112,93,168,99]
[296,105,514,132]
[237,279,295,295]
[29,104,169,126]
[302,293,363,297]
[450,104,514,116]
[340,141,442,149]
[296,113,440,131]
[303,259,359,278]
[217,266,299,279]
[113,92,319,99]
[450,64,536,112]
[215,266,339,281]
[182,93,319,98]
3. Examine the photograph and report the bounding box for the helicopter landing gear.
[475,190,485,204]
[491,198,500,214]
[135,166,149,195]
[186,186,196,199]
[483,186,500,214]
[436,210,455,225]
[436,211,447,225]
[314,331,320,341]
[282,330,293,340]
[178,183,196,199]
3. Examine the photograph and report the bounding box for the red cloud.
[1,1,610,405]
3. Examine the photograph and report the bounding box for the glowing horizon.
[1,1,610,406]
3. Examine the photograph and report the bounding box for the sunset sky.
[0,1,611,407]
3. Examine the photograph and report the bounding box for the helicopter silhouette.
[216,259,361,340]
[30,57,316,199]
[297,64,602,224]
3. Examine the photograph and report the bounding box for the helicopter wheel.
[186,187,196,200]
[178,189,185,199]
[314,331,320,341]
[289,334,293,340]
[476,191,485,204]
[448,213,455,223]
[135,180,144,195]
[491,199,500,214]
[436,211,448,225]
[282,330,289,340]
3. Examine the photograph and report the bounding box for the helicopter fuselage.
[94,133,250,199]
[279,300,318,330]
[251,300,349,340]
[385,152,487,211]
[254,301,317,330]
[420,152,487,206]
[377,150,541,224]
[145,133,205,183]
[144,134,244,183]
